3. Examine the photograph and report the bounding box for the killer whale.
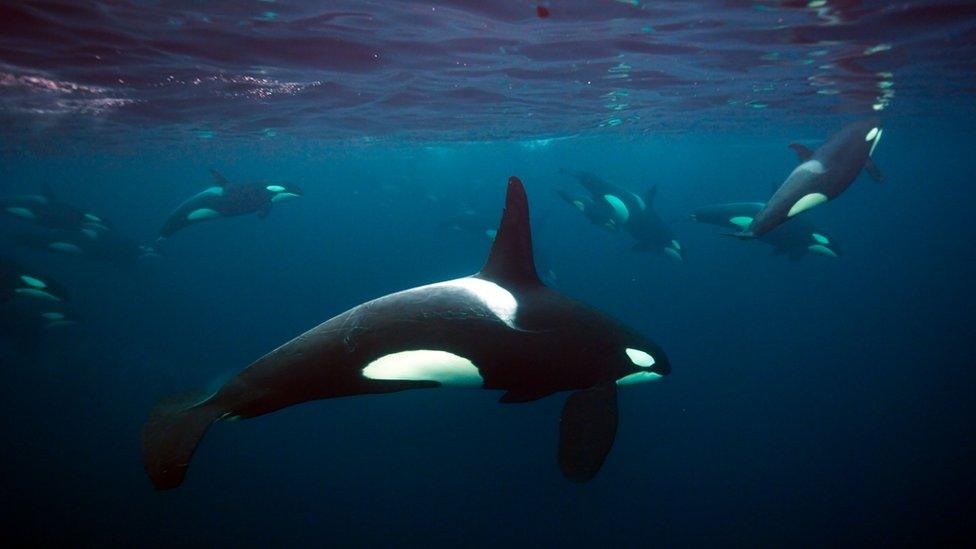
[730,119,883,239]
[14,227,160,263]
[0,184,112,233]
[689,202,842,260]
[0,257,70,304]
[561,169,684,260]
[556,188,619,232]
[440,207,498,242]
[142,176,670,489]
[158,169,303,239]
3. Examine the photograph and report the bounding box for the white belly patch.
[787,193,828,217]
[187,208,220,221]
[362,350,483,387]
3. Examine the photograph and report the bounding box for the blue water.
[2,1,975,546]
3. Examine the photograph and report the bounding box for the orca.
[561,169,684,261]
[440,207,498,242]
[0,294,80,349]
[0,184,111,233]
[730,119,883,239]
[142,176,670,490]
[158,169,303,239]
[14,228,160,264]
[689,202,842,260]
[556,188,619,232]
[0,257,70,304]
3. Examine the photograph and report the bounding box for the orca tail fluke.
[720,230,757,240]
[141,391,224,490]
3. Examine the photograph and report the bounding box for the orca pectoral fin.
[257,204,272,219]
[558,383,618,482]
[864,157,883,183]
[720,230,756,241]
[788,143,814,161]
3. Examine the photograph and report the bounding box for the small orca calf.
[142,177,670,490]
[0,257,70,303]
[690,202,842,260]
[0,184,111,233]
[14,228,160,263]
[730,119,883,239]
[158,169,302,239]
[561,169,684,261]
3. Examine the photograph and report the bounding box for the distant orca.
[0,294,80,348]
[0,184,111,233]
[0,257,70,303]
[14,228,160,263]
[556,188,618,231]
[561,169,684,261]
[690,202,842,260]
[730,119,883,239]
[440,207,498,242]
[158,169,303,239]
[142,176,670,490]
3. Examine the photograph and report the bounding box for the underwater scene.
[1,1,975,546]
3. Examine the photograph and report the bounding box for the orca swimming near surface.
[561,169,684,261]
[689,202,842,260]
[729,119,884,239]
[0,184,112,233]
[142,176,670,490]
[158,169,303,239]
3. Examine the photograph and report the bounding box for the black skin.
[737,118,883,238]
[0,184,112,232]
[440,209,496,242]
[0,291,78,350]
[13,228,159,264]
[0,257,70,303]
[560,169,683,259]
[158,169,303,239]
[690,202,842,260]
[556,188,619,231]
[142,176,670,490]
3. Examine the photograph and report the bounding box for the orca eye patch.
[625,348,655,367]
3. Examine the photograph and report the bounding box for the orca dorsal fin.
[479,177,540,286]
[643,185,658,206]
[788,143,814,162]
[209,169,231,187]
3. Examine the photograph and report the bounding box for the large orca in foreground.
[729,119,883,239]
[158,169,302,240]
[690,202,842,260]
[143,177,670,489]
